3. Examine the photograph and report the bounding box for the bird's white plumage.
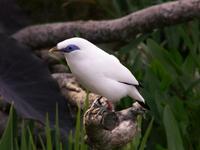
[56,37,145,103]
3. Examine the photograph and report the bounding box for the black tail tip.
[137,101,150,110]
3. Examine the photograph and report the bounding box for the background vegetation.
[0,0,200,149]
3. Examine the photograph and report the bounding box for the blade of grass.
[20,121,28,150]
[28,127,36,150]
[45,113,53,150]
[68,131,73,150]
[130,115,142,150]
[15,138,19,150]
[163,105,184,150]
[139,117,154,150]
[74,107,81,150]
[81,93,88,150]
[60,142,63,150]
[39,135,46,150]
[0,105,15,150]
[55,104,60,150]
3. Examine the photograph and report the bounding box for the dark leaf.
[0,33,74,139]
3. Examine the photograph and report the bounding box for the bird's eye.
[62,44,80,53]
[68,46,73,50]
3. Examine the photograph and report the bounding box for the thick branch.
[84,99,145,150]
[13,0,200,49]
[52,73,146,149]
[52,73,100,108]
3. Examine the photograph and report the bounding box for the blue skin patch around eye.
[61,44,80,53]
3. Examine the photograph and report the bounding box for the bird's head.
[49,37,98,59]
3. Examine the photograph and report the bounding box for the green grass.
[0,105,86,150]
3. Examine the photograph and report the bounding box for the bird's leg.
[96,96,114,111]
[91,96,114,116]
[105,101,114,111]
[90,96,103,108]
[91,96,106,115]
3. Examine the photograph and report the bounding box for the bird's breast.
[66,58,128,102]
[67,59,99,88]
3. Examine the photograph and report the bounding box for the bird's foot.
[84,96,119,133]
[91,96,114,116]
[90,96,103,108]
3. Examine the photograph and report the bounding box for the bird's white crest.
[57,37,93,50]
[56,37,145,104]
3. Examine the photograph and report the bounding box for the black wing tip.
[137,101,150,110]
[118,81,137,86]
[118,81,143,90]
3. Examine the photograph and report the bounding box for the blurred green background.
[1,0,200,149]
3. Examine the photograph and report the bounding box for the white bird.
[50,37,147,108]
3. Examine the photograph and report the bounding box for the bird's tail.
[128,86,149,109]
[128,86,145,102]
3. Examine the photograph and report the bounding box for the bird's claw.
[91,96,114,116]
[90,96,103,108]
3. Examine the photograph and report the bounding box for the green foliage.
[163,105,184,150]
[118,20,200,149]
[2,0,200,149]
[1,20,200,149]
[0,105,88,150]
[139,117,154,150]
[0,105,16,150]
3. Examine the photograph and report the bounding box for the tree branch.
[84,99,145,150]
[52,73,100,108]
[12,0,200,49]
[52,73,146,149]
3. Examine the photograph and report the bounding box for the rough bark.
[84,99,145,150]
[52,73,100,108]
[12,0,200,49]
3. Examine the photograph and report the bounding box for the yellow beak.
[49,47,59,53]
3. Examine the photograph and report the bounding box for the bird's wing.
[101,54,139,86]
